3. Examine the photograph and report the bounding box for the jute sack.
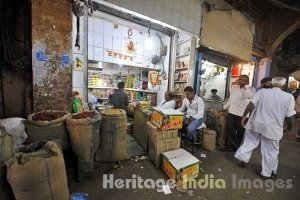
[7,141,69,200]
[203,128,217,152]
[66,112,101,161]
[214,111,228,149]
[0,130,14,200]
[95,109,129,162]
[0,131,14,166]
[26,110,71,150]
[205,109,228,149]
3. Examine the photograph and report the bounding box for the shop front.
[70,0,201,161]
[195,0,257,113]
[72,0,202,106]
[71,1,201,109]
[87,11,172,106]
[194,47,238,113]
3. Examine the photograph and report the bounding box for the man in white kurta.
[235,77,295,178]
[158,91,176,109]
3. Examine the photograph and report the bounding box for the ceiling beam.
[239,0,263,17]
[270,19,300,55]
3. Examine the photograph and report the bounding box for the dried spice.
[72,111,95,119]
[32,111,67,121]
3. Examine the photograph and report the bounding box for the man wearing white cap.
[235,77,295,179]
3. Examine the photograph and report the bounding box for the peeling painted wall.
[201,0,254,61]
[32,0,72,112]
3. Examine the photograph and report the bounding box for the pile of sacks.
[0,117,70,200]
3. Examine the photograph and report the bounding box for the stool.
[181,123,206,154]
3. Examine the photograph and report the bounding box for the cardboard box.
[162,148,200,185]
[151,108,184,130]
[148,137,181,168]
[147,121,178,143]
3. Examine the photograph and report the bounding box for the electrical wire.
[156,32,165,77]
[285,0,297,7]
[268,7,275,48]
[267,0,300,12]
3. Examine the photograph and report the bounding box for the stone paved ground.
[68,131,300,200]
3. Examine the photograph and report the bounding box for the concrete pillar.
[255,57,272,88]
[32,0,72,111]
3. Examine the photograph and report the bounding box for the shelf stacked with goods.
[88,61,158,104]
[172,33,196,107]
[87,13,173,106]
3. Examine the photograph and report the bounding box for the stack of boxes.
[148,108,201,185]
[147,122,181,167]
[148,108,184,167]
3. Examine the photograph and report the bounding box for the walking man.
[235,77,295,178]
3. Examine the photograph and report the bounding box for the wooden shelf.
[88,66,103,71]
[89,86,116,89]
[174,81,187,83]
[88,86,157,93]
[88,60,161,71]
[176,53,190,58]
[174,93,183,96]
[175,67,189,71]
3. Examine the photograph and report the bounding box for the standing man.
[223,75,256,151]
[235,77,295,178]
[256,77,272,91]
[178,86,205,138]
[111,82,129,111]
[294,95,300,142]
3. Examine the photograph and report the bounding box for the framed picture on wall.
[73,56,84,71]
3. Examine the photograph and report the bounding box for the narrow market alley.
[67,130,300,200]
[1,0,300,200]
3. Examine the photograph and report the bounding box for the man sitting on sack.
[178,86,205,140]
[158,91,176,109]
